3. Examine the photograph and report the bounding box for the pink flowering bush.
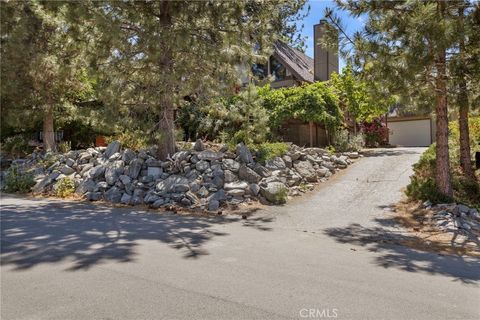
[362,117,389,147]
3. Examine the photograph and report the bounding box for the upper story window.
[270,56,286,81]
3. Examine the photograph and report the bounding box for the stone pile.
[423,201,480,240]
[13,140,360,211]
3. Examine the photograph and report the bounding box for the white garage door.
[388,119,432,147]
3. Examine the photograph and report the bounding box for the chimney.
[313,19,339,81]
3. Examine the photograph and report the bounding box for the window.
[252,63,267,79]
[270,56,286,81]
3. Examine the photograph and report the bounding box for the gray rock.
[95,181,109,191]
[253,164,271,178]
[65,158,75,167]
[180,198,191,206]
[59,165,75,175]
[222,159,240,172]
[197,186,209,198]
[198,150,224,161]
[151,198,166,208]
[208,189,227,202]
[260,182,287,204]
[316,167,330,177]
[208,199,220,211]
[86,192,102,201]
[347,152,359,159]
[128,158,143,179]
[33,171,60,193]
[89,165,106,179]
[174,184,190,193]
[119,175,131,185]
[294,161,317,182]
[224,181,248,190]
[121,193,132,205]
[249,183,260,196]
[236,142,254,164]
[194,139,205,151]
[224,170,237,183]
[122,149,136,164]
[282,155,293,168]
[156,175,189,192]
[104,187,123,203]
[104,140,121,159]
[75,178,96,195]
[173,150,191,162]
[147,166,162,178]
[227,189,245,197]
[195,160,210,172]
[457,204,470,213]
[238,165,261,183]
[265,157,286,170]
[131,188,144,205]
[105,160,124,185]
[185,191,199,205]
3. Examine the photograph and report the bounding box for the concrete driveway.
[1,148,479,320]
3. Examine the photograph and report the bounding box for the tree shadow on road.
[1,200,273,271]
[323,217,480,285]
[362,148,424,158]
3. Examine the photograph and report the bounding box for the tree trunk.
[457,7,474,180]
[458,80,473,179]
[434,50,452,198]
[43,106,56,152]
[157,104,176,160]
[157,0,175,160]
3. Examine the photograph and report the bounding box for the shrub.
[254,142,289,163]
[4,166,35,193]
[54,177,75,198]
[1,134,31,157]
[40,153,61,169]
[362,118,388,147]
[58,141,71,154]
[332,129,364,152]
[106,130,149,150]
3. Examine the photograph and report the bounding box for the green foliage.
[58,141,72,154]
[332,129,364,152]
[4,166,35,193]
[449,116,480,158]
[254,142,289,163]
[54,177,75,198]
[1,135,31,157]
[407,140,480,208]
[272,186,289,204]
[259,82,342,131]
[40,154,61,169]
[106,130,150,151]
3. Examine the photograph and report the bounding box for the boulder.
[60,165,75,175]
[119,175,132,185]
[193,139,205,151]
[236,142,254,164]
[224,181,248,190]
[253,164,271,178]
[195,160,210,172]
[265,157,286,170]
[238,165,261,183]
[224,170,237,183]
[121,193,132,205]
[198,150,224,161]
[260,182,287,204]
[105,160,124,185]
[104,187,123,203]
[89,165,106,179]
[122,149,136,164]
[86,192,102,201]
[33,171,60,193]
[294,161,317,182]
[249,183,260,196]
[75,178,96,195]
[227,189,245,197]
[128,158,144,179]
[208,199,220,211]
[222,159,241,172]
[104,140,121,159]
[156,175,189,192]
[173,150,190,162]
[147,166,162,178]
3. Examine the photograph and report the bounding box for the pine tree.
[88,0,305,160]
[332,0,468,197]
[1,1,92,151]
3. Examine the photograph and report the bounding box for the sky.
[297,0,366,70]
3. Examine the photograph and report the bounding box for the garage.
[387,117,433,147]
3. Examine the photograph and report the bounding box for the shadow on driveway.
[324,216,480,285]
[1,200,273,271]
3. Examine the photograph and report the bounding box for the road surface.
[1,148,479,319]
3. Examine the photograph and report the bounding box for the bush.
[254,142,289,163]
[4,166,35,193]
[1,134,31,157]
[58,141,71,154]
[106,130,149,150]
[362,118,388,147]
[54,177,75,198]
[332,129,364,152]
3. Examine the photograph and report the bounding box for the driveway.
[1,147,479,320]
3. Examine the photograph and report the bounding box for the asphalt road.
[1,147,479,320]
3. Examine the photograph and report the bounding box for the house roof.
[272,40,314,83]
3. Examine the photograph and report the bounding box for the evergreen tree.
[331,0,472,197]
[89,0,305,160]
[1,1,92,151]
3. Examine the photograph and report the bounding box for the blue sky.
[297,0,366,70]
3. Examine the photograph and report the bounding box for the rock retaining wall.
[8,140,360,211]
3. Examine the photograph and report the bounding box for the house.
[263,20,339,147]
